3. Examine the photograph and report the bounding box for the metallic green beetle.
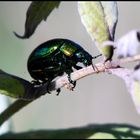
[27,38,94,94]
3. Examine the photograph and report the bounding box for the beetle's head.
[76,51,92,66]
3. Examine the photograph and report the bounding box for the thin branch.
[45,54,140,92]
[118,54,140,65]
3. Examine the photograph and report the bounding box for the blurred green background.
[0,2,140,132]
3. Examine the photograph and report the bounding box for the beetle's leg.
[41,80,52,94]
[66,68,76,91]
[56,88,61,96]
[46,80,61,96]
[30,80,52,99]
[68,73,76,89]
[91,63,100,73]
[61,54,77,91]
[73,65,83,70]
[46,84,52,94]
[91,54,102,73]
[44,63,62,95]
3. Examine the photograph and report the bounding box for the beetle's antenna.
[92,54,102,59]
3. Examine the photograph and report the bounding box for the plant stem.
[0,100,32,127]
[119,54,140,64]
[1,123,140,139]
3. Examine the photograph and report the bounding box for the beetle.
[27,38,99,95]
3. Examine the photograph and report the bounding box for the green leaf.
[78,2,118,61]
[0,69,33,99]
[131,80,140,113]
[101,2,118,40]
[14,1,61,39]
[0,74,24,98]
[78,2,110,46]
[88,132,117,139]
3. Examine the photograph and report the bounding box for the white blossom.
[116,30,140,58]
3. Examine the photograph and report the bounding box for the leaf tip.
[13,31,29,39]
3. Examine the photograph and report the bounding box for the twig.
[118,54,140,65]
